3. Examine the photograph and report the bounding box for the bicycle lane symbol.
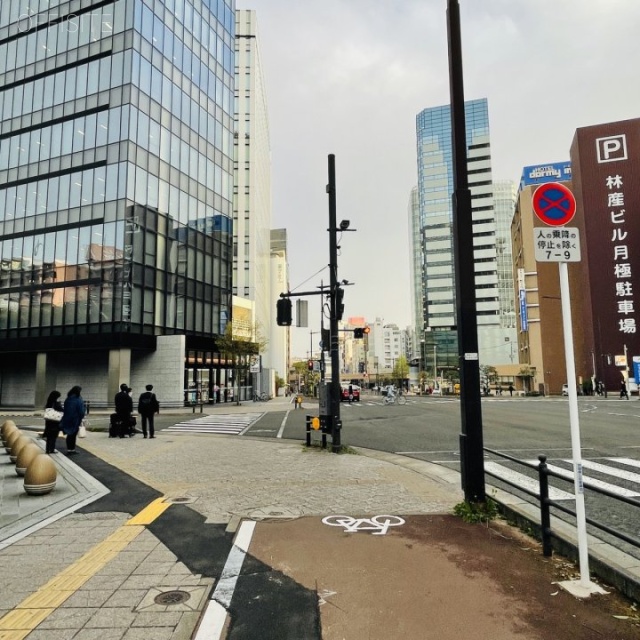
[321,515,405,535]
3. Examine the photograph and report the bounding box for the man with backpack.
[138,384,160,438]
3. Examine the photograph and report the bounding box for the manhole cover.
[154,590,191,605]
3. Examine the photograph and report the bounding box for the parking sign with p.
[596,134,628,163]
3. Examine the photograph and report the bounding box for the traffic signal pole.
[447,0,486,502]
[327,154,342,452]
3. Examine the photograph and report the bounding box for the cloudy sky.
[236,0,640,358]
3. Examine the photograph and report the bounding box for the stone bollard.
[9,435,31,463]
[4,429,22,454]
[24,454,57,495]
[16,443,41,477]
[1,419,17,440]
[1,423,18,447]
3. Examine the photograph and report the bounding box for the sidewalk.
[1,405,640,639]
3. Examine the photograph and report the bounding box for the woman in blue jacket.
[60,385,85,455]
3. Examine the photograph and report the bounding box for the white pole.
[559,261,591,587]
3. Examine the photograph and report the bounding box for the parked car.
[562,383,569,396]
[341,385,361,402]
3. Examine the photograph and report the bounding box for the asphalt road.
[330,394,640,561]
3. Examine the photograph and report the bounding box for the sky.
[236,0,640,358]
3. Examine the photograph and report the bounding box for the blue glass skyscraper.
[414,98,508,376]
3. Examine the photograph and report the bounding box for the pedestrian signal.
[354,328,364,338]
[363,326,370,335]
[308,360,314,371]
[276,298,292,326]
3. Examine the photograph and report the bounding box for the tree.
[392,356,410,388]
[216,323,265,405]
[480,365,498,391]
[275,375,286,397]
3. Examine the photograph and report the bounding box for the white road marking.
[276,409,290,438]
[577,459,640,484]
[166,413,264,436]
[609,457,640,468]
[526,460,640,498]
[484,462,574,501]
[194,520,256,640]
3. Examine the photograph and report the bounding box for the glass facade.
[0,0,235,348]
[415,98,502,370]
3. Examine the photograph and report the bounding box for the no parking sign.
[532,182,576,226]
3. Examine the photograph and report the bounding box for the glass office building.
[415,98,509,374]
[0,0,236,407]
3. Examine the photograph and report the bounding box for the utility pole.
[447,0,486,502]
[327,154,342,452]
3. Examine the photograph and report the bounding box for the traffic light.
[307,360,314,371]
[335,287,344,321]
[276,298,292,326]
[363,326,370,335]
[354,327,368,338]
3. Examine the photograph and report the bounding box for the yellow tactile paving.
[0,608,52,629]
[125,497,171,525]
[0,499,169,637]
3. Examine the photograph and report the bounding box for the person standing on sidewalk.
[43,390,64,454]
[115,383,134,437]
[137,384,159,438]
[60,385,85,455]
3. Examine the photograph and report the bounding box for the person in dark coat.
[43,390,64,454]
[620,380,629,400]
[114,383,134,437]
[60,385,85,455]
[137,384,160,439]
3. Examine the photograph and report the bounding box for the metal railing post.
[538,454,553,557]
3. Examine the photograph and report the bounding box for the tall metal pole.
[320,280,326,382]
[327,154,342,452]
[447,0,485,502]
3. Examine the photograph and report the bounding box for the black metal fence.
[484,447,640,557]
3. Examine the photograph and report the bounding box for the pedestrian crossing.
[165,413,265,436]
[486,457,640,501]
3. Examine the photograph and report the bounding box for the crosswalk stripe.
[485,462,574,501]
[525,460,640,498]
[577,459,640,484]
[166,413,264,436]
[609,457,640,470]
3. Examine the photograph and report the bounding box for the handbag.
[78,418,89,438]
[44,407,63,422]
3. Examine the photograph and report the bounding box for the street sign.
[534,227,581,262]
[249,355,261,373]
[532,182,576,226]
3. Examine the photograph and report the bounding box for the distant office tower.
[0,0,236,407]
[408,186,422,355]
[493,180,518,356]
[233,10,271,354]
[414,98,510,374]
[269,229,290,388]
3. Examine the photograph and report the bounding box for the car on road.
[341,385,361,402]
